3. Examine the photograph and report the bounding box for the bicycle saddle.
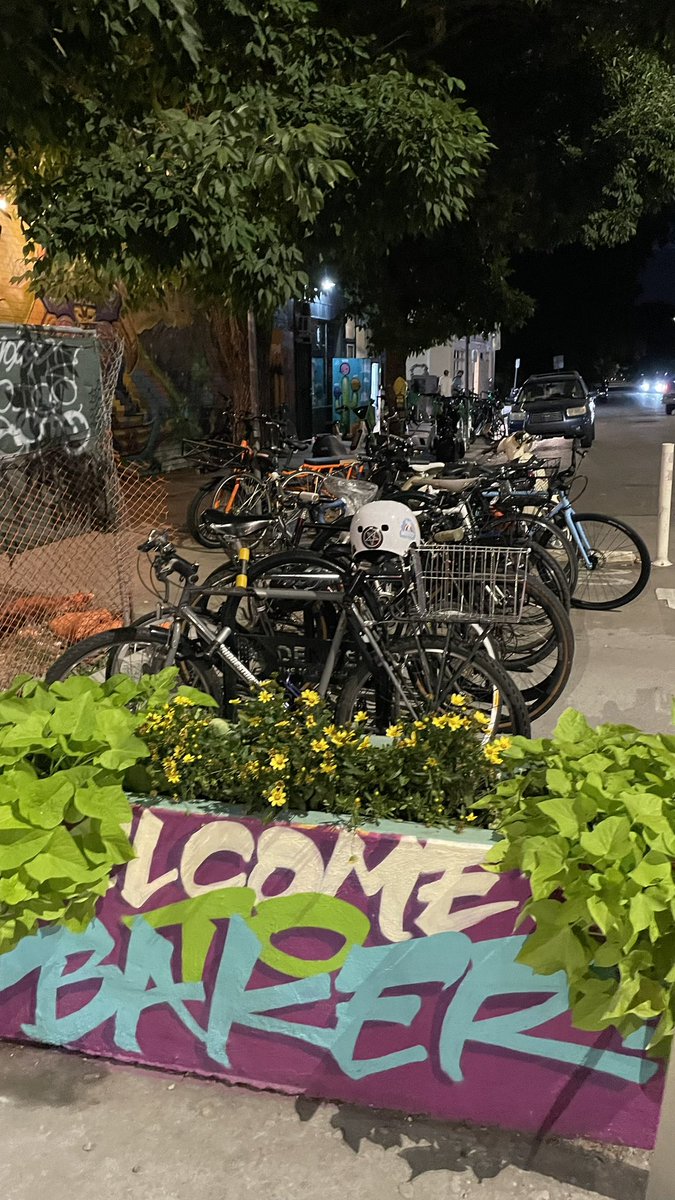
[303,456,344,466]
[202,511,276,537]
[401,476,481,494]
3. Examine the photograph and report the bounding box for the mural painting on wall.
[0,809,662,1148]
[0,205,228,464]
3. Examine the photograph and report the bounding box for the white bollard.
[653,442,675,567]
[647,1051,675,1199]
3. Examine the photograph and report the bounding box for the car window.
[520,378,584,403]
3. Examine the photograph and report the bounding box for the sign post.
[512,357,521,390]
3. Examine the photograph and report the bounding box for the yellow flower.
[451,693,467,707]
[484,746,503,765]
[473,712,490,726]
[493,736,512,752]
[329,729,351,746]
[320,759,337,775]
[354,797,361,807]
[183,753,196,764]
[267,783,288,807]
[311,737,329,752]
[305,715,317,729]
[270,752,288,771]
[174,695,196,707]
[358,736,370,751]
[432,714,449,728]
[245,759,261,776]
[465,812,478,822]
[258,688,274,703]
[446,715,463,731]
[414,720,426,730]
[426,756,439,767]
[300,689,321,707]
[354,711,368,724]
[386,724,403,738]
[248,716,262,727]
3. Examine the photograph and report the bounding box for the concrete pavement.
[536,390,675,735]
[0,1041,650,1200]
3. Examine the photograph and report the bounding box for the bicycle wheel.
[568,513,651,610]
[484,513,579,593]
[187,472,268,548]
[487,576,575,721]
[337,639,530,739]
[218,551,348,699]
[45,627,220,700]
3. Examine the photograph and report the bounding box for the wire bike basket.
[418,543,530,623]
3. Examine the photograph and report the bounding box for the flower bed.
[0,799,663,1147]
[0,672,667,1147]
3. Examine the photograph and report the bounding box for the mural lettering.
[0,900,655,1086]
[122,810,520,939]
[0,809,661,1147]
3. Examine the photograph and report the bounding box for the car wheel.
[579,428,594,449]
[666,404,675,416]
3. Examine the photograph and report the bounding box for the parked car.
[508,371,595,446]
[662,378,675,415]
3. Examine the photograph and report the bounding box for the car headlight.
[640,380,649,392]
[566,405,587,417]
[658,381,668,393]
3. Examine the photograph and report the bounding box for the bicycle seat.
[303,456,343,466]
[202,510,276,538]
[401,476,481,494]
[410,462,445,476]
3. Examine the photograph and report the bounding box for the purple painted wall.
[0,805,663,1146]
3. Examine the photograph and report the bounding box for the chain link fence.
[0,324,167,686]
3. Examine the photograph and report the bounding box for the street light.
[320,277,335,293]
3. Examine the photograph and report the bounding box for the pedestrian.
[439,369,453,398]
[451,369,464,395]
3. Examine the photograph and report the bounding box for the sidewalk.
[0,1042,649,1200]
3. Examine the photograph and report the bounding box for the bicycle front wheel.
[569,513,651,610]
[45,627,220,701]
[336,640,530,739]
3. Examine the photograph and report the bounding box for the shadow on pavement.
[295,1096,648,1199]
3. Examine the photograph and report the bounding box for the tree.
[1,0,489,424]
[316,0,675,352]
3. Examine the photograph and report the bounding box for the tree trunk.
[208,306,255,440]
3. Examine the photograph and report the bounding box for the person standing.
[451,369,464,395]
[439,369,453,398]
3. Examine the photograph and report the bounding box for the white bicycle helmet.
[350,500,420,558]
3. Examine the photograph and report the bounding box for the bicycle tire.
[568,513,651,610]
[484,512,579,592]
[337,640,530,739]
[45,627,220,700]
[489,576,575,720]
[187,472,268,548]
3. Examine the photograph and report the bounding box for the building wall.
[0,803,662,1148]
[407,335,499,395]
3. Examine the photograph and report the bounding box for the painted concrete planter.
[0,800,663,1147]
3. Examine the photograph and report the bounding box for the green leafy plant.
[0,669,212,953]
[481,707,675,1056]
[140,682,505,827]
